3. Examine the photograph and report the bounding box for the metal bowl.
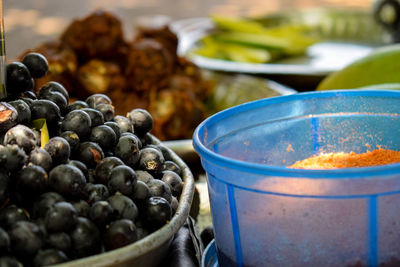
[54,135,195,267]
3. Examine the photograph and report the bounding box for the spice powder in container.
[289,148,400,169]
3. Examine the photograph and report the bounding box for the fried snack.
[149,75,208,140]
[77,59,127,95]
[19,10,214,140]
[60,10,129,64]
[125,39,174,92]
[135,25,179,61]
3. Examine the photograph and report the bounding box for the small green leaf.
[31,118,50,149]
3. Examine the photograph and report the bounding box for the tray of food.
[170,8,391,76]
[18,10,296,142]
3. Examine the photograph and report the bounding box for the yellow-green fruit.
[317,44,400,90]
[356,83,400,90]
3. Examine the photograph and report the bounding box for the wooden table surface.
[3,0,373,61]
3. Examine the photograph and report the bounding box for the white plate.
[170,15,388,76]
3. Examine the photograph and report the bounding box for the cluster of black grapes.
[0,53,184,266]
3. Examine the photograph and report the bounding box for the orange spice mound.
[289,148,400,169]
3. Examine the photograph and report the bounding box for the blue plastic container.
[193,90,400,267]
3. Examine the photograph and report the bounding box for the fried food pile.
[19,10,214,140]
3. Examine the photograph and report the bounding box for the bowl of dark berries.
[0,52,195,266]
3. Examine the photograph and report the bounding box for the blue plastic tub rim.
[193,89,400,179]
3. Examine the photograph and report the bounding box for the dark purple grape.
[147,179,172,203]
[107,194,138,222]
[8,221,44,257]
[3,124,37,154]
[143,143,160,151]
[131,180,149,201]
[19,90,37,100]
[0,145,27,173]
[127,108,153,137]
[139,133,153,147]
[77,142,104,168]
[45,201,77,232]
[21,52,49,79]
[6,62,33,96]
[19,97,34,109]
[66,100,88,113]
[32,192,65,219]
[89,125,116,152]
[89,201,114,227]
[104,121,120,141]
[86,94,112,109]
[39,81,68,103]
[31,127,41,147]
[69,217,101,258]
[61,110,91,140]
[60,131,80,154]
[30,99,61,131]
[138,147,165,175]
[68,160,89,182]
[120,132,143,146]
[114,135,140,168]
[0,256,23,267]
[29,148,52,172]
[94,156,124,185]
[0,205,29,229]
[38,82,69,114]
[45,232,71,253]
[113,115,133,133]
[31,218,47,239]
[103,219,137,251]
[95,103,114,122]
[44,136,70,166]
[135,170,154,184]
[33,248,69,267]
[161,170,183,197]
[70,199,90,218]
[164,160,182,176]
[8,100,31,126]
[0,227,10,254]
[16,165,48,196]
[0,102,18,133]
[108,165,137,196]
[81,108,104,127]
[48,164,87,199]
[145,196,171,229]
[86,183,110,204]
[156,144,173,161]
[0,171,8,206]
[33,249,68,266]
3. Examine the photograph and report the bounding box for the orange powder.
[289,148,400,169]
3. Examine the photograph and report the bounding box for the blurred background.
[4,0,372,61]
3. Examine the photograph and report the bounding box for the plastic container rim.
[193,89,400,179]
